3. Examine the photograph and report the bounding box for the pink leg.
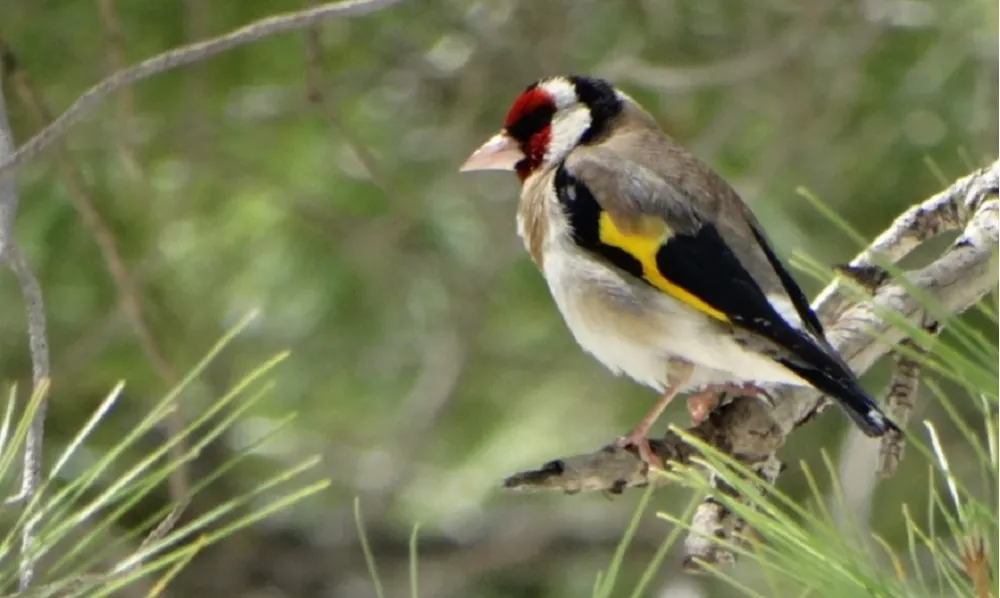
[614,364,693,470]
[685,382,772,425]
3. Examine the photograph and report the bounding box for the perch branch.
[0,0,408,180]
[504,160,999,566]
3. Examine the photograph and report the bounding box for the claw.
[614,432,665,471]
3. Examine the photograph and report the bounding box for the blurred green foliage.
[0,0,996,596]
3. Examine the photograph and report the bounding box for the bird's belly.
[542,248,807,390]
[556,300,673,392]
[541,253,672,391]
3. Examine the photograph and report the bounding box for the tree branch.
[503,160,999,566]
[0,48,18,255]
[0,48,53,592]
[814,163,994,321]
[0,0,408,180]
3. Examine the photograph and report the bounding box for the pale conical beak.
[459,132,524,172]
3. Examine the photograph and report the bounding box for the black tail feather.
[835,383,899,437]
[779,358,898,437]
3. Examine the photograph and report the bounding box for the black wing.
[655,223,895,436]
[555,155,895,436]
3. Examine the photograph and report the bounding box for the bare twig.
[114,500,192,574]
[830,269,936,528]
[503,161,999,566]
[0,49,53,592]
[0,46,18,256]
[0,0,409,179]
[2,42,192,506]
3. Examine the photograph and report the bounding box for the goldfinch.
[461,75,897,467]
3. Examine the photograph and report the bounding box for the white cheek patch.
[545,107,591,166]
[540,78,579,110]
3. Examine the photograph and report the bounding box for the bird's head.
[460,76,625,181]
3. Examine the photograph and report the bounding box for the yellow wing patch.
[597,213,730,323]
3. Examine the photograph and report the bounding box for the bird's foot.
[686,382,773,425]
[613,429,665,471]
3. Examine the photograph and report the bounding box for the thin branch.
[503,398,779,495]
[503,161,999,566]
[0,49,53,592]
[0,0,409,179]
[1,41,193,506]
[114,500,191,574]
[0,45,18,256]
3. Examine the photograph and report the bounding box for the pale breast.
[541,246,676,391]
[539,242,809,391]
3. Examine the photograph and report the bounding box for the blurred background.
[0,0,997,596]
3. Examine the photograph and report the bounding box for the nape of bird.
[461,75,898,469]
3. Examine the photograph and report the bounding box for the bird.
[460,75,897,468]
